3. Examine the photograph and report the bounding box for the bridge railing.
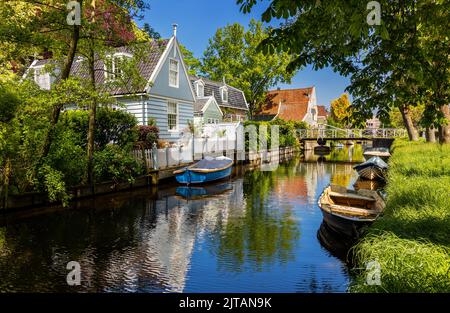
[297,128,407,139]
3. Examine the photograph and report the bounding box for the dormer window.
[105,53,132,81]
[33,67,50,90]
[221,86,228,103]
[169,58,179,88]
[195,80,204,97]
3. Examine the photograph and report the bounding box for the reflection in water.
[0,158,359,293]
[305,144,366,163]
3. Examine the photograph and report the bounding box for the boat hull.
[356,166,386,180]
[353,156,388,181]
[321,210,373,238]
[175,166,232,184]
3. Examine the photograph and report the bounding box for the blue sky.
[139,0,351,109]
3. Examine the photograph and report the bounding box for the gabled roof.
[189,76,248,111]
[193,98,210,113]
[317,105,329,117]
[27,39,170,96]
[257,87,314,121]
[193,96,223,116]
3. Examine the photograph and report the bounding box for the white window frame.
[196,81,204,98]
[167,101,179,132]
[33,66,51,90]
[169,58,179,88]
[104,53,132,81]
[221,86,228,103]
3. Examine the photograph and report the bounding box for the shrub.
[244,119,302,148]
[36,165,70,206]
[137,125,159,148]
[60,107,138,149]
[95,108,138,149]
[93,145,144,184]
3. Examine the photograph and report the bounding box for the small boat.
[318,185,385,238]
[353,156,388,181]
[314,145,331,156]
[353,177,383,191]
[174,156,233,184]
[363,147,391,160]
[176,182,233,200]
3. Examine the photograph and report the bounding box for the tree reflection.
[212,165,301,272]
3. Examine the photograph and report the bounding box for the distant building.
[254,87,319,126]
[317,105,329,126]
[189,76,249,123]
[366,117,381,128]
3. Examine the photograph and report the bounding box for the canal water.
[0,147,363,293]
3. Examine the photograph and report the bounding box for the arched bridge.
[297,128,407,141]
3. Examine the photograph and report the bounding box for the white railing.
[132,136,239,170]
[297,128,407,139]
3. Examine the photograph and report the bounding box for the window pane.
[222,89,228,102]
[114,57,123,77]
[169,71,177,86]
[169,59,178,86]
[198,84,204,97]
[168,102,177,130]
[170,59,178,71]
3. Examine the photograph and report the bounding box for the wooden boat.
[353,156,388,181]
[318,185,385,238]
[363,147,391,160]
[353,178,383,191]
[314,145,331,156]
[173,156,233,184]
[176,182,233,200]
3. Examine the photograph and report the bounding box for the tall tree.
[74,0,149,187]
[201,19,295,118]
[330,94,352,128]
[142,23,161,39]
[237,0,450,142]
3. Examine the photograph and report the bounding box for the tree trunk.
[40,2,82,159]
[86,46,97,188]
[438,105,450,144]
[425,127,436,143]
[399,105,419,141]
[1,159,11,209]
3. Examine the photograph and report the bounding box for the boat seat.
[329,191,376,202]
[329,204,379,217]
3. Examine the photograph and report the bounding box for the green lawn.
[350,140,450,293]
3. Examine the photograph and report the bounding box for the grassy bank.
[350,140,450,292]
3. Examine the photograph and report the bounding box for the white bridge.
[297,127,407,140]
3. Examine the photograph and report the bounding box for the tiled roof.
[317,105,328,117]
[193,97,210,113]
[30,39,169,96]
[189,76,248,111]
[257,87,314,122]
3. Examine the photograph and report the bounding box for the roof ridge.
[268,86,314,93]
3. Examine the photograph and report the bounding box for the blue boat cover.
[190,157,232,170]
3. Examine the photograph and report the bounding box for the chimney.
[172,23,178,37]
[222,76,226,85]
[277,87,281,90]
